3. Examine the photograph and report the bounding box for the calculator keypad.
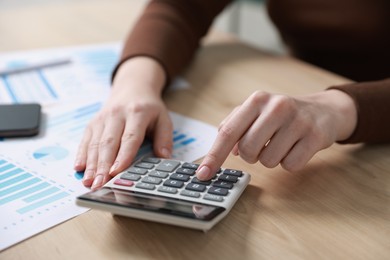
[111,157,247,204]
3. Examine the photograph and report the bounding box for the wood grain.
[1,1,389,259]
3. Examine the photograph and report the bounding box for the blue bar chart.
[0,70,57,103]
[0,43,120,105]
[172,130,196,150]
[133,132,198,160]
[47,102,102,140]
[0,43,217,250]
[0,158,72,214]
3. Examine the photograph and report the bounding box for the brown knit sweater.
[115,0,390,143]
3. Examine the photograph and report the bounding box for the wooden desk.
[1,1,389,259]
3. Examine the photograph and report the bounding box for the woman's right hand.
[73,57,173,190]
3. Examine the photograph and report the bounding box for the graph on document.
[33,146,69,162]
[46,102,102,141]
[0,151,89,251]
[0,44,119,104]
[134,130,198,161]
[45,103,213,162]
[0,71,58,103]
[0,157,74,225]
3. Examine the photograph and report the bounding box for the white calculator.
[76,157,250,231]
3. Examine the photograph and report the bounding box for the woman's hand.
[196,89,358,180]
[74,57,173,190]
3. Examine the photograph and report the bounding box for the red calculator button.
[114,179,134,187]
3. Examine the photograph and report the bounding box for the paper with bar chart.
[0,43,217,250]
[0,101,217,250]
[0,42,189,105]
[0,43,120,105]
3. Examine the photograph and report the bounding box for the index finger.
[196,102,260,180]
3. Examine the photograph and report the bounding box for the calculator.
[76,157,251,231]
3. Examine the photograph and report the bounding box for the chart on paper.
[0,43,188,105]
[41,101,216,162]
[0,106,217,251]
[0,159,72,214]
[0,43,214,251]
[0,155,88,251]
[0,44,120,104]
[45,102,102,141]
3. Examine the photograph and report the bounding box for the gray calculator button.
[222,169,242,177]
[170,173,190,182]
[212,180,233,189]
[163,179,184,188]
[176,167,195,175]
[182,162,199,170]
[158,186,178,194]
[120,172,141,181]
[135,183,155,190]
[141,157,161,164]
[218,174,238,183]
[156,160,180,172]
[141,176,162,185]
[208,187,229,196]
[191,177,212,185]
[185,183,206,192]
[204,194,224,202]
[134,162,154,169]
[149,170,169,179]
[180,190,200,198]
[127,167,148,175]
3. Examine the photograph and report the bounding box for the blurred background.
[215,0,285,54]
[0,0,285,54]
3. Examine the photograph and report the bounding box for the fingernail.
[197,165,211,180]
[91,175,103,190]
[82,169,94,186]
[109,161,119,175]
[74,159,82,168]
[161,147,171,158]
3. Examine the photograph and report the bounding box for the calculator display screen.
[79,188,225,221]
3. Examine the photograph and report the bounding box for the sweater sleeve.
[112,0,232,85]
[329,78,390,144]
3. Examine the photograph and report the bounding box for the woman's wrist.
[308,89,358,141]
[112,56,167,96]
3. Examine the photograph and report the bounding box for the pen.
[0,58,71,76]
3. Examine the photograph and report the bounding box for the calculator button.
[134,162,154,169]
[120,173,141,181]
[185,183,206,192]
[218,174,238,183]
[223,169,242,177]
[208,187,229,196]
[212,180,233,189]
[127,167,148,175]
[141,176,162,185]
[148,170,169,179]
[176,167,195,175]
[114,179,134,187]
[180,190,200,198]
[191,177,212,186]
[170,173,190,182]
[204,194,224,202]
[182,162,199,170]
[157,186,178,194]
[135,183,155,190]
[141,157,161,164]
[156,160,181,172]
[163,179,184,188]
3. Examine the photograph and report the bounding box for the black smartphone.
[0,103,41,138]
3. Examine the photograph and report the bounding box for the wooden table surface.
[1,1,389,259]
